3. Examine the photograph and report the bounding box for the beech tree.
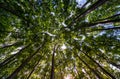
[0,0,120,79]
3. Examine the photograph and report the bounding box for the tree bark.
[26,55,41,79]
[98,13,120,21]
[77,55,102,79]
[6,42,45,79]
[81,51,116,79]
[68,0,108,27]
[75,19,120,30]
[92,27,120,31]
[0,3,25,20]
[0,44,31,68]
[88,19,120,26]
[0,42,20,49]
[80,0,90,9]
[50,45,56,79]
[97,53,120,70]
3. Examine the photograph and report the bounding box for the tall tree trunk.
[88,19,120,26]
[96,53,120,69]
[77,55,102,79]
[0,42,20,49]
[50,45,56,79]
[0,44,31,68]
[6,42,45,79]
[75,19,120,30]
[91,27,120,31]
[82,51,116,79]
[68,0,108,27]
[0,3,25,20]
[80,0,90,9]
[98,13,120,21]
[26,55,42,79]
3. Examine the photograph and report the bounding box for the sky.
[76,0,86,7]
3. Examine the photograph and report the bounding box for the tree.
[0,0,120,79]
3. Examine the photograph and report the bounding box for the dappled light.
[0,0,120,79]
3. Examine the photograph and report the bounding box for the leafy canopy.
[0,0,120,79]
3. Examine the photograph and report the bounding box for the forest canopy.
[0,0,120,79]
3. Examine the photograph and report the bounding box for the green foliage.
[0,0,120,79]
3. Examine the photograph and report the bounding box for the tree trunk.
[98,13,120,21]
[68,0,107,27]
[77,55,102,79]
[80,0,90,9]
[0,44,31,68]
[26,55,41,79]
[92,27,120,32]
[82,51,116,79]
[6,43,45,79]
[88,19,120,26]
[50,45,56,79]
[0,42,20,49]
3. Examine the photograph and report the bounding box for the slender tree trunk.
[0,44,31,68]
[82,51,116,79]
[88,19,120,26]
[0,42,20,49]
[75,19,120,30]
[80,0,90,9]
[0,3,25,20]
[97,53,120,69]
[77,55,102,79]
[26,55,41,79]
[68,0,108,27]
[50,46,56,79]
[91,27,120,31]
[6,43,45,79]
[98,13,120,21]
